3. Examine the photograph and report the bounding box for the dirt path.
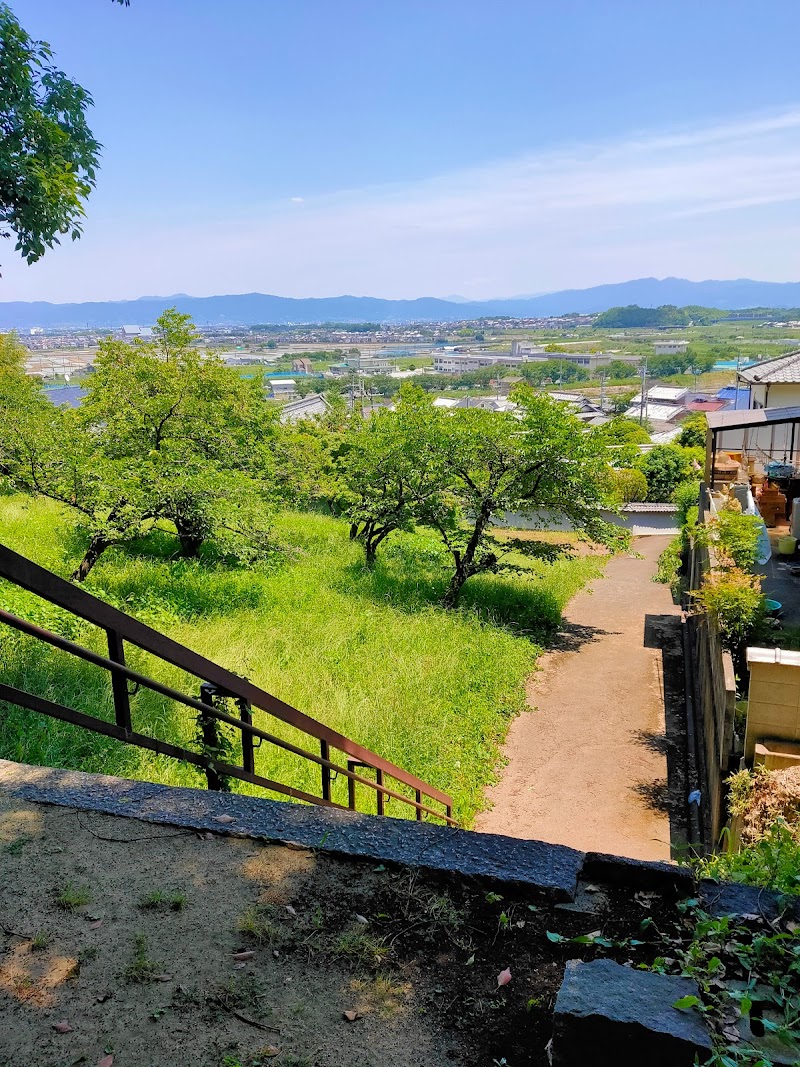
[476,537,683,862]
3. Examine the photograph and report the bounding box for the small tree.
[337,387,446,566]
[677,412,707,449]
[635,444,695,503]
[418,388,623,607]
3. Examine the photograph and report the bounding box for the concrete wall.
[748,382,800,410]
[500,509,679,537]
[745,647,800,760]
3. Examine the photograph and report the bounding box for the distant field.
[0,497,606,825]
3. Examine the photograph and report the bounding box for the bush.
[676,413,707,449]
[609,467,648,503]
[654,536,682,589]
[673,480,701,526]
[711,511,762,570]
[635,444,696,502]
[692,567,765,655]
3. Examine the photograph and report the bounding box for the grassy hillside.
[0,496,606,824]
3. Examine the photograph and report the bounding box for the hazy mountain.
[4,277,800,329]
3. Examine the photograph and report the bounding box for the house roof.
[686,399,728,412]
[624,403,686,422]
[706,405,800,432]
[432,397,459,408]
[631,386,688,404]
[279,394,330,424]
[738,350,800,384]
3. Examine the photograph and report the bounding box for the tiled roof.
[738,350,800,383]
[622,502,678,513]
[624,403,685,422]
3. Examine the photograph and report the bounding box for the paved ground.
[476,537,684,863]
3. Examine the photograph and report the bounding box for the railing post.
[320,740,331,802]
[236,697,255,774]
[106,629,132,734]
[375,769,384,816]
[199,683,224,791]
[415,789,423,821]
[347,759,358,811]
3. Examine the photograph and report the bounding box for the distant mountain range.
[4,277,800,329]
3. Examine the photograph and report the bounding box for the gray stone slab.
[0,759,584,899]
[698,879,800,921]
[552,958,712,1067]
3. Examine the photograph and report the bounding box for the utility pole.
[733,353,741,410]
[599,371,606,410]
[639,358,648,426]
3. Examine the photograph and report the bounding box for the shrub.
[672,480,701,527]
[654,536,682,589]
[635,444,696,502]
[676,413,707,449]
[608,467,648,504]
[692,567,765,655]
[711,511,762,571]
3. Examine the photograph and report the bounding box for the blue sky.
[5,0,800,302]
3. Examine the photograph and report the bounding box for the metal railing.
[0,544,455,825]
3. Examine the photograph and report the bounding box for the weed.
[237,904,278,945]
[55,881,91,911]
[122,934,162,984]
[29,930,52,952]
[5,836,31,855]
[139,889,188,911]
[78,945,99,963]
[332,926,391,970]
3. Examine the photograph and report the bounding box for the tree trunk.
[71,534,109,582]
[442,564,469,609]
[364,540,377,568]
[178,532,204,558]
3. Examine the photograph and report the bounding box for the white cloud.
[4,106,800,301]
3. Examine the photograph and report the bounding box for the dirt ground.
[0,789,687,1067]
[477,537,683,862]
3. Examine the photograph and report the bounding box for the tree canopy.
[0,3,102,264]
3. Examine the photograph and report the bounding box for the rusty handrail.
[0,543,455,825]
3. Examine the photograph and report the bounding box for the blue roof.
[43,386,87,408]
[716,385,751,409]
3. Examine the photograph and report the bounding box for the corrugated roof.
[631,386,688,404]
[738,350,800,383]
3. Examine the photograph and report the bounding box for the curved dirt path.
[475,537,681,862]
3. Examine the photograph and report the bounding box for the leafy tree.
[417,388,623,606]
[605,360,638,379]
[594,416,651,467]
[609,467,648,504]
[336,387,446,566]
[521,360,589,385]
[677,412,707,449]
[1,311,279,579]
[635,444,697,503]
[0,4,102,265]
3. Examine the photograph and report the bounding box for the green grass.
[0,495,605,824]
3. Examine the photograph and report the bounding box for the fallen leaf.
[233,962,246,970]
[95,993,112,1004]
[197,831,215,841]
[497,967,512,987]
[465,954,475,966]
[233,950,255,961]
[285,905,297,916]
[272,950,280,958]
[343,1009,360,1022]
[355,914,368,925]
[584,884,600,893]
[263,1048,280,1058]
[213,815,236,825]
[88,920,103,930]
[154,973,173,982]
[53,1020,74,1034]
[97,1056,114,1067]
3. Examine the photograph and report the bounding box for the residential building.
[623,402,690,431]
[654,341,688,356]
[738,350,800,409]
[268,378,296,398]
[330,354,392,375]
[279,393,330,424]
[630,386,688,406]
[291,357,313,374]
[117,325,154,340]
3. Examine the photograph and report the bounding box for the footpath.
[476,537,685,862]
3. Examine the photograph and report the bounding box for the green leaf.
[740,996,752,1016]
[546,931,566,943]
[672,995,700,1010]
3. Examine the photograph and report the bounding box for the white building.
[269,378,296,398]
[433,352,530,373]
[510,341,547,358]
[738,350,800,410]
[654,341,688,356]
[630,386,689,406]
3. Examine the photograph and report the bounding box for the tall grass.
[0,497,605,824]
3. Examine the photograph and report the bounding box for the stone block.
[552,958,712,1067]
